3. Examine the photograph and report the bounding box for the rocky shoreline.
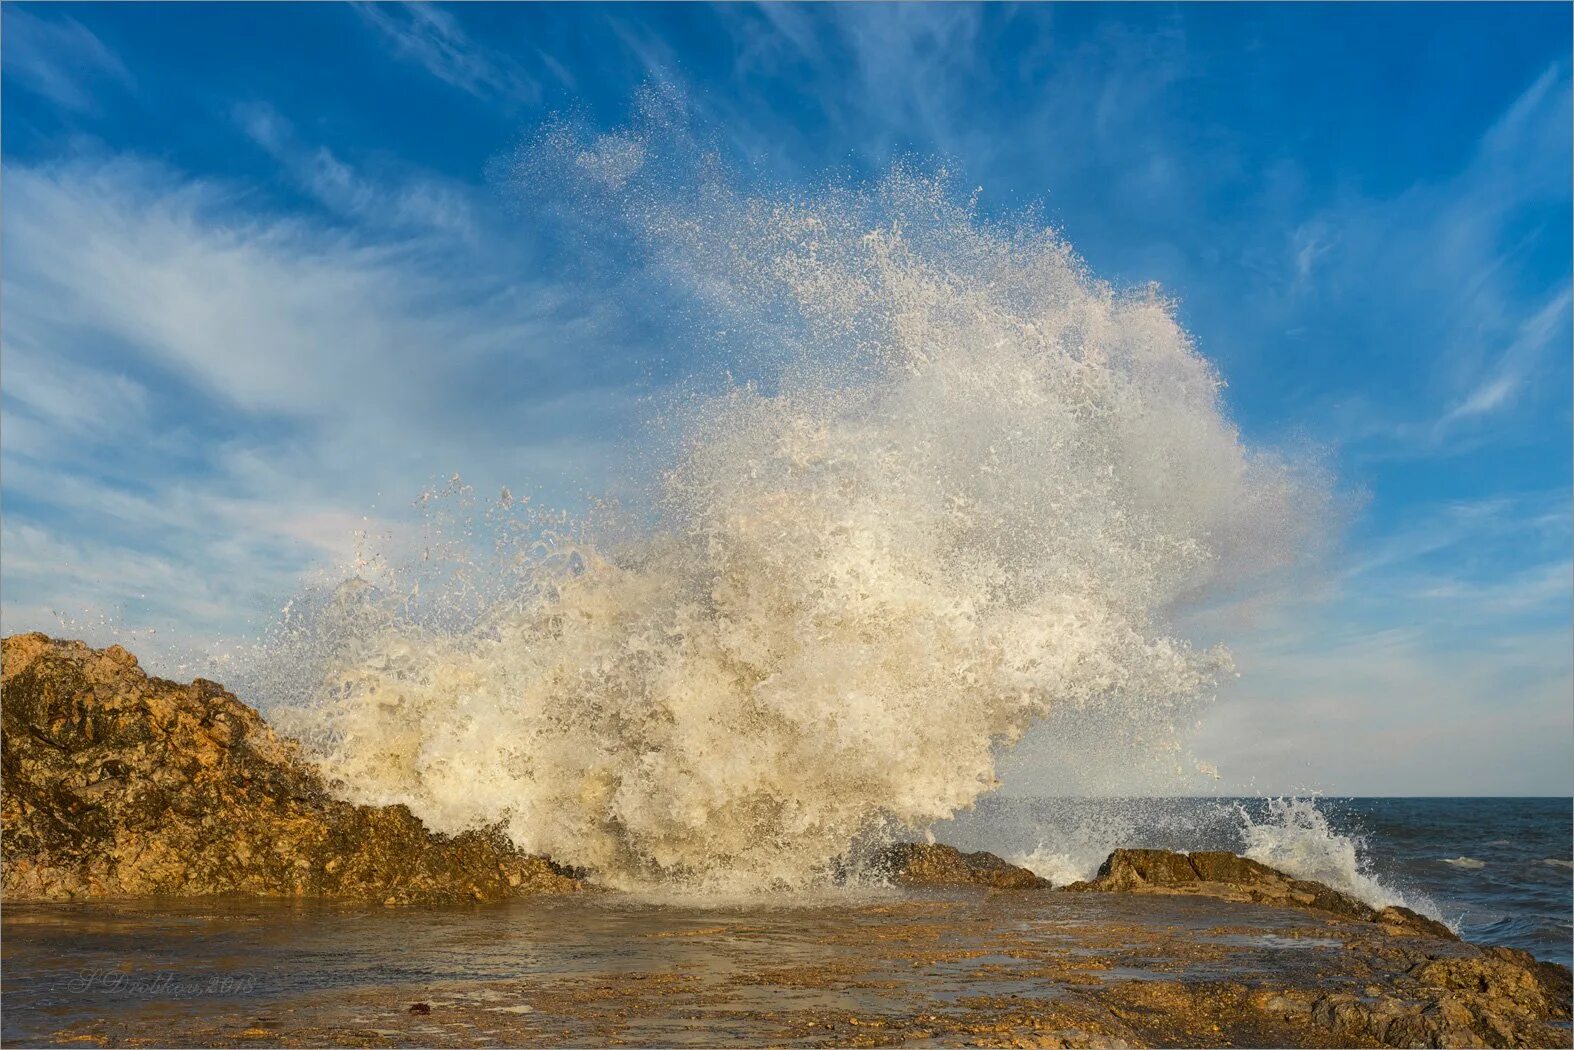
[2,634,1570,1048]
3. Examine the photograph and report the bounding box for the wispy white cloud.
[1,6,131,112]
[0,149,646,663]
[605,14,684,88]
[1409,558,1572,615]
[1289,221,1338,288]
[3,156,614,421]
[1342,491,1568,580]
[1299,64,1572,458]
[1439,287,1572,428]
[235,101,481,239]
[353,1,538,104]
[815,3,987,158]
[713,5,1192,181]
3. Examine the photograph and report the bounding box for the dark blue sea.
[1324,797,1572,967]
[934,795,1573,967]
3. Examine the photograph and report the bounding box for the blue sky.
[2,2,1569,794]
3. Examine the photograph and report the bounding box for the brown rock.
[1379,905,1461,941]
[1414,946,1573,1017]
[1241,939,1572,1048]
[871,842,1050,889]
[1,633,582,904]
[1278,943,1573,1048]
[1090,847,1206,889]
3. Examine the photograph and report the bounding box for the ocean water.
[933,795,1573,967]
[1330,797,1572,966]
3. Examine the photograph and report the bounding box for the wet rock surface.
[1,634,580,904]
[5,891,1569,1049]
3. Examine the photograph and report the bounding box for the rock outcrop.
[1065,849,1573,1047]
[1249,943,1573,1049]
[1065,847,1458,939]
[871,841,1050,889]
[1,633,581,903]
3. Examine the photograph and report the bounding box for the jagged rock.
[871,841,1050,889]
[1248,944,1572,1048]
[1064,847,1457,940]
[1,633,581,903]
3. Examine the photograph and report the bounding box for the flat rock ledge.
[2,633,582,904]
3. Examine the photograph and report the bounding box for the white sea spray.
[1239,797,1440,917]
[271,106,1331,890]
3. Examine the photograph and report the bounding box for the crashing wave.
[271,103,1328,889]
